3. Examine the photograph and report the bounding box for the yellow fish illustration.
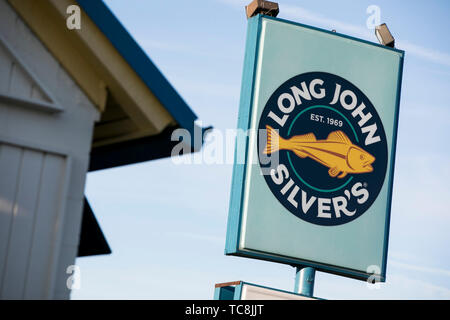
[264,125,375,178]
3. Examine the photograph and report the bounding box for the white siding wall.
[0,0,100,299]
[0,144,69,299]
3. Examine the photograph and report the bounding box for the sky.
[72,0,450,299]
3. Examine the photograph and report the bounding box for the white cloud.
[385,274,450,299]
[217,1,450,69]
[390,260,450,278]
[165,231,225,244]
[135,37,217,59]
[398,40,450,68]
[281,5,450,68]
[316,270,450,299]
[281,4,372,40]
[136,39,190,53]
[392,153,450,220]
[173,80,241,100]
[216,0,246,8]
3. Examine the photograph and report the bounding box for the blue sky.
[72,0,450,299]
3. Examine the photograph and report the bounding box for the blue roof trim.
[76,0,198,136]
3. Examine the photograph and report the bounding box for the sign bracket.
[294,266,316,297]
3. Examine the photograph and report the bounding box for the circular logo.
[258,72,387,226]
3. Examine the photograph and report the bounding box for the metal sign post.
[294,267,316,297]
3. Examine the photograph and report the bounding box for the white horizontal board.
[24,152,68,299]
[0,144,22,288]
[0,147,43,299]
[241,283,315,300]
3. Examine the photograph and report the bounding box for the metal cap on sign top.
[375,23,395,48]
[246,0,279,18]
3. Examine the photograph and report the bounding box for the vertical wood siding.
[0,0,99,299]
[0,144,68,299]
[0,36,52,104]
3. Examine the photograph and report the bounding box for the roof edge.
[76,0,199,135]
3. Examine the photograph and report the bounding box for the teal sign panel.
[225,15,404,281]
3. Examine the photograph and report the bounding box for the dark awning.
[77,198,111,257]
[89,125,211,172]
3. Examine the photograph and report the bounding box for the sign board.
[214,281,316,300]
[225,15,404,281]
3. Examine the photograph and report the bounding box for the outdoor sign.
[225,15,404,281]
[214,281,316,300]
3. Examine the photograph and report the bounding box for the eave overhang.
[8,0,209,163]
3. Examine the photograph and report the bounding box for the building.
[0,0,208,299]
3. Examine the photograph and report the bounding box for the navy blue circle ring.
[257,72,388,226]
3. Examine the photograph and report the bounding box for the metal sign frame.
[225,14,404,282]
[214,281,317,300]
